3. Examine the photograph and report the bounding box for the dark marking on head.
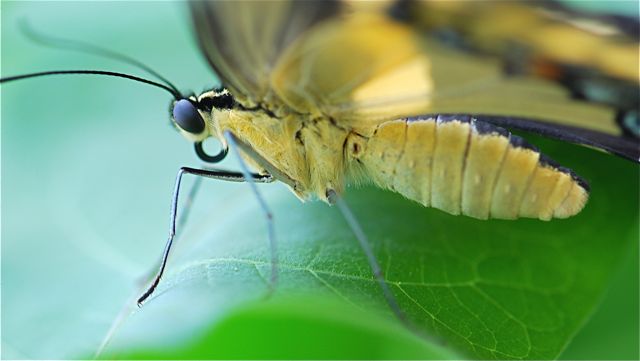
[198,90,235,111]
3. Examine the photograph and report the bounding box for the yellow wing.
[189,0,342,108]
[398,1,639,82]
[269,8,433,123]
[349,0,639,160]
[190,1,433,123]
[418,38,619,133]
[389,0,639,140]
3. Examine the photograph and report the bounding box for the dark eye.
[172,99,205,134]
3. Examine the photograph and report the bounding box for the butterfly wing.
[189,0,342,108]
[386,0,639,161]
[401,36,639,161]
[190,1,638,161]
[468,114,639,162]
[190,1,433,122]
[268,7,433,123]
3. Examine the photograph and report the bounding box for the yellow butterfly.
[2,0,637,324]
[180,0,637,223]
[152,0,636,315]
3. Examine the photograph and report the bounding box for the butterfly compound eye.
[172,99,205,134]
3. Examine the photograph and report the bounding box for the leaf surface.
[104,135,638,360]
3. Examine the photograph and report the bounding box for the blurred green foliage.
[106,296,458,360]
[2,1,638,360]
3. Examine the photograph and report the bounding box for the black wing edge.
[432,114,640,163]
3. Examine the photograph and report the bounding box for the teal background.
[2,2,215,358]
[2,1,638,359]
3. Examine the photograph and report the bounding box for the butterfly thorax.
[197,89,351,203]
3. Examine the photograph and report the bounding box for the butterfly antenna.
[19,19,182,98]
[0,70,180,98]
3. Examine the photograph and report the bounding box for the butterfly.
[182,0,637,222]
[138,0,637,317]
[2,0,637,329]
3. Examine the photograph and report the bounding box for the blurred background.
[2,2,227,358]
[1,1,638,359]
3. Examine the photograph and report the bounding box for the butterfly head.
[172,98,207,138]
[170,88,235,163]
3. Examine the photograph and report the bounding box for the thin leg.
[224,131,278,291]
[137,166,273,306]
[176,174,203,233]
[326,190,410,327]
[139,175,202,290]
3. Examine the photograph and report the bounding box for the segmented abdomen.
[348,115,589,220]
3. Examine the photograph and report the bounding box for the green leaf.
[559,239,639,360]
[100,135,637,360]
[103,296,459,360]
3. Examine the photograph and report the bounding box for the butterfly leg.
[175,174,203,233]
[224,130,279,294]
[137,166,273,306]
[137,175,202,289]
[326,189,411,328]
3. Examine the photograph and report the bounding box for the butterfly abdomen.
[348,115,589,220]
